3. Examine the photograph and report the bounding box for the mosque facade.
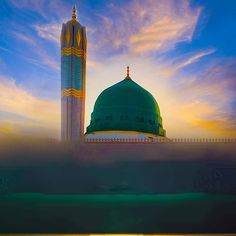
[61,7,166,142]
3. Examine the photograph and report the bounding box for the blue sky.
[0,0,236,138]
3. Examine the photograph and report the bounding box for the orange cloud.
[193,119,236,137]
[4,0,235,139]
[0,76,60,137]
[93,0,201,55]
[33,1,201,57]
[0,124,18,134]
[130,16,196,53]
[87,55,235,139]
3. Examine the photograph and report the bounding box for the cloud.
[35,48,60,71]
[9,0,51,20]
[85,51,236,138]
[31,0,201,57]
[129,15,197,54]
[193,119,236,137]
[9,0,70,20]
[0,123,18,135]
[0,75,60,138]
[4,0,236,139]
[19,47,60,72]
[165,58,236,137]
[11,31,36,46]
[0,46,11,53]
[9,0,45,10]
[157,48,217,78]
[89,0,201,55]
[9,30,60,72]
[34,23,61,44]
[175,48,216,70]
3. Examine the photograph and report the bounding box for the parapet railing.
[84,138,236,143]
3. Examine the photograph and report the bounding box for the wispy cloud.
[3,0,236,139]
[11,31,36,46]
[36,48,60,71]
[175,48,216,70]
[9,0,45,10]
[0,123,18,135]
[0,75,60,137]
[85,51,236,138]
[32,0,201,57]
[10,30,60,71]
[34,23,61,44]
[9,0,70,20]
[158,48,217,77]
[166,58,236,137]
[89,0,201,55]
[0,46,11,53]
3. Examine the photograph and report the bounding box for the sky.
[0,0,236,139]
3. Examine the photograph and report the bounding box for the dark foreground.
[0,193,236,233]
[0,140,236,233]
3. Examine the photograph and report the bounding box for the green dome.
[86,76,166,137]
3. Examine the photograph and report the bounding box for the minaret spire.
[72,5,77,20]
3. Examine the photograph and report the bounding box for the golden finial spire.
[72,5,77,20]
[125,66,131,79]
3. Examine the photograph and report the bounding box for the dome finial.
[126,65,131,79]
[72,4,77,20]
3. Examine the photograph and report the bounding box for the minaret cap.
[72,5,77,20]
[125,66,131,79]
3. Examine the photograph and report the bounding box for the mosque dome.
[86,67,166,138]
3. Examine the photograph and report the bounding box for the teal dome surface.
[86,77,166,137]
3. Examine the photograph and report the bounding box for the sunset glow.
[0,0,235,139]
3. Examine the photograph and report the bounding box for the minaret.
[61,5,87,142]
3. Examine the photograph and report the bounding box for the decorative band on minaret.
[61,5,87,141]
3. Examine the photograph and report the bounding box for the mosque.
[61,6,166,142]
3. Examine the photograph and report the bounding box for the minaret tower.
[61,5,87,141]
